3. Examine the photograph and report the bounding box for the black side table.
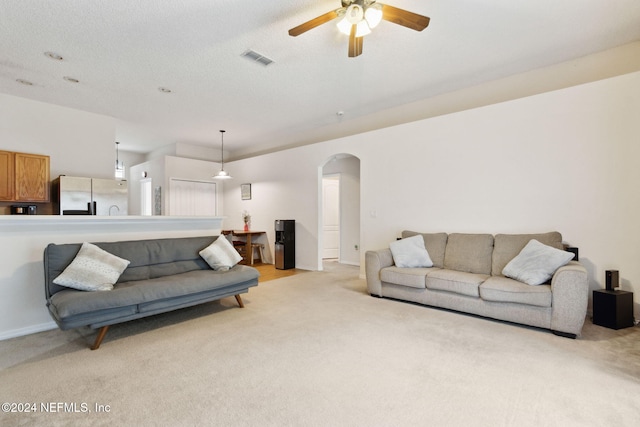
[592,289,634,329]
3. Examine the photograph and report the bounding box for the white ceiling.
[2,0,640,159]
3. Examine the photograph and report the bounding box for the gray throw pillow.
[389,235,434,268]
[53,242,130,291]
[502,239,574,285]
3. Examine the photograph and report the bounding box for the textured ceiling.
[1,0,640,159]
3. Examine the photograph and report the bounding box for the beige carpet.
[1,262,639,427]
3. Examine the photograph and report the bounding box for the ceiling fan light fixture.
[364,4,383,28]
[290,0,430,58]
[336,15,352,35]
[338,4,372,36]
[345,4,364,23]
[355,20,371,37]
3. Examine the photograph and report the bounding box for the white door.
[169,178,217,216]
[322,175,340,259]
[140,178,153,216]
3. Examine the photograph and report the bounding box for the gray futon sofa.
[44,235,259,349]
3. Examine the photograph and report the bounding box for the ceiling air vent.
[241,50,274,67]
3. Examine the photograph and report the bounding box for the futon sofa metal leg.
[235,294,245,308]
[91,326,110,350]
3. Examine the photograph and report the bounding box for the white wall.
[222,148,325,270]
[222,145,369,270]
[0,92,145,209]
[0,93,116,179]
[223,71,640,316]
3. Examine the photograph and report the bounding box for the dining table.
[223,230,266,264]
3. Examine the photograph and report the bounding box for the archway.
[317,154,361,271]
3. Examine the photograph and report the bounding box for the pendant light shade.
[115,141,125,179]
[213,130,232,179]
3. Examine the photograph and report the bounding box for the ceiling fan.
[288,0,430,57]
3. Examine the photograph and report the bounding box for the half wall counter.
[0,216,224,341]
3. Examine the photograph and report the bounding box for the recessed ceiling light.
[16,79,34,86]
[63,76,79,83]
[158,87,172,93]
[44,51,64,61]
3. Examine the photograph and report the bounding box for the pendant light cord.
[220,130,225,170]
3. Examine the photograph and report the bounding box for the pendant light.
[115,141,125,179]
[213,130,232,179]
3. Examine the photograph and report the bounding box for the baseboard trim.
[0,322,57,341]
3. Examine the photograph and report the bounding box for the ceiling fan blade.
[288,10,339,37]
[381,4,430,31]
[348,25,363,58]
[355,37,363,57]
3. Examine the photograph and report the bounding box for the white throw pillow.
[389,235,434,268]
[199,235,243,271]
[53,242,130,291]
[502,239,574,285]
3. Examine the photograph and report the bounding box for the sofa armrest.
[550,261,589,335]
[365,249,394,296]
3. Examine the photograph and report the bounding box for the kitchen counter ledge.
[0,215,224,232]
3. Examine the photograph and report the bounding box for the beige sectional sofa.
[365,231,589,338]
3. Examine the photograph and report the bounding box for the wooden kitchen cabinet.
[0,151,15,200]
[0,151,50,202]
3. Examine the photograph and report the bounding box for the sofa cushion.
[93,236,215,283]
[380,266,437,289]
[502,239,575,286]
[443,233,494,275]
[480,276,552,307]
[199,235,243,271]
[389,235,433,268]
[492,232,564,276]
[49,266,259,319]
[45,237,218,297]
[53,242,130,292]
[401,231,448,268]
[426,269,489,298]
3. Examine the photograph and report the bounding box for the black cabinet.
[275,220,295,270]
[592,289,634,330]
